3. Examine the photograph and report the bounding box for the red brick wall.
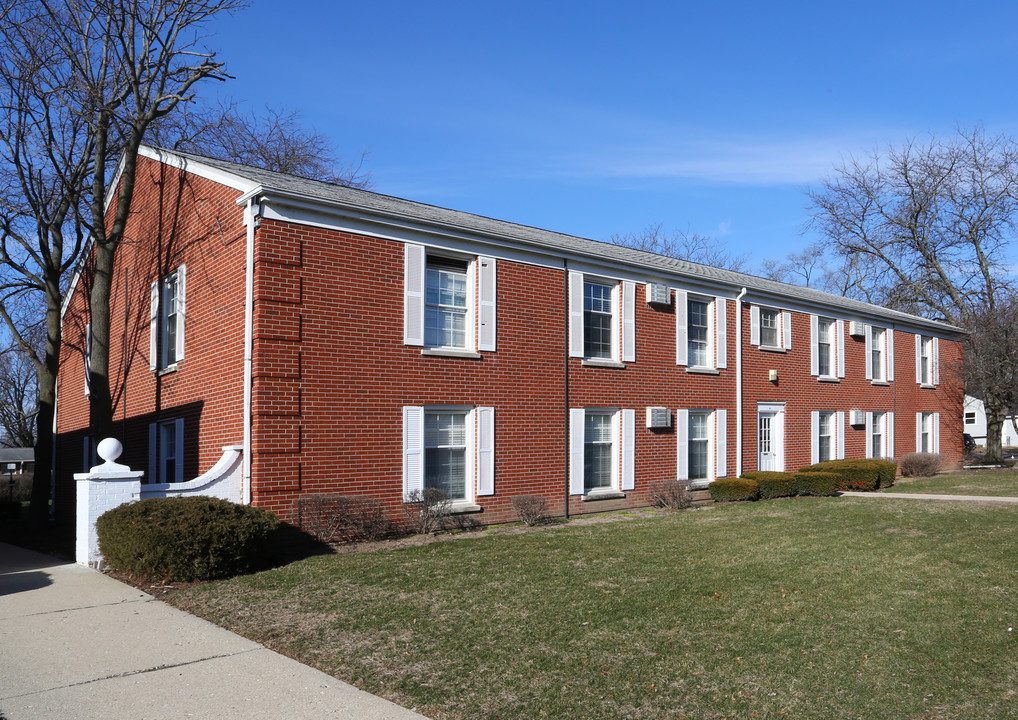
[55,157,247,522]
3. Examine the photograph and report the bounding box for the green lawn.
[169,500,1018,720]
[888,469,1018,497]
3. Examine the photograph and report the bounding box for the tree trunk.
[29,279,62,529]
[984,403,1007,462]
[89,242,116,441]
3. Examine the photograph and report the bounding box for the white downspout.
[735,287,748,477]
[242,198,260,504]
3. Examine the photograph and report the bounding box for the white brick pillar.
[75,438,145,568]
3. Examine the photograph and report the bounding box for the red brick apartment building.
[54,146,965,526]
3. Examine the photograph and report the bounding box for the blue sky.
[204,0,1018,271]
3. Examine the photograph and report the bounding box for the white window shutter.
[148,423,157,482]
[886,331,895,381]
[933,413,940,453]
[477,257,497,352]
[402,407,425,499]
[887,412,895,458]
[715,409,727,477]
[715,297,727,369]
[175,265,186,362]
[675,289,688,365]
[621,409,635,490]
[569,408,586,494]
[476,407,495,495]
[933,337,940,386]
[84,323,92,395]
[568,271,584,358]
[809,315,819,376]
[174,418,185,483]
[836,320,845,378]
[836,412,846,459]
[622,281,636,363]
[865,412,873,458]
[864,325,873,380]
[750,305,760,346]
[782,311,792,350]
[403,244,425,346]
[810,411,820,465]
[915,334,922,384]
[149,281,159,371]
[676,409,689,481]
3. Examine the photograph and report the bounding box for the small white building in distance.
[964,395,1018,447]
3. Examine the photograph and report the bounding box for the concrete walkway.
[0,542,430,720]
[840,491,1018,503]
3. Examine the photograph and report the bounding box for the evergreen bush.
[742,471,798,499]
[795,471,840,496]
[709,477,759,502]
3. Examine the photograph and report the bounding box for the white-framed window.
[865,325,895,383]
[916,411,940,454]
[965,411,976,425]
[818,411,833,462]
[676,408,727,484]
[568,272,635,363]
[866,411,895,459]
[569,408,635,494]
[148,418,184,483]
[810,410,845,463]
[149,265,186,372]
[915,334,939,387]
[404,244,496,352]
[750,305,791,350]
[403,406,495,503]
[675,292,727,369]
[810,316,845,379]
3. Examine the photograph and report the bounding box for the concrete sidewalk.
[0,542,430,720]
[840,491,1018,503]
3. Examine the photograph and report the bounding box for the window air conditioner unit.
[850,410,865,426]
[646,283,671,305]
[646,407,672,429]
[849,321,866,338]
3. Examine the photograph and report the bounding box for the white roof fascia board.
[139,145,256,194]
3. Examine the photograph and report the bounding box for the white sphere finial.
[97,438,123,463]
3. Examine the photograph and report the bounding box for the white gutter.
[735,286,748,477]
[241,197,260,504]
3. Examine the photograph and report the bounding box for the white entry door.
[758,406,785,471]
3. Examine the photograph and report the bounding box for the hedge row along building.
[55,146,965,527]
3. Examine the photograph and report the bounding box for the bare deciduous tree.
[807,127,1018,460]
[962,299,1018,460]
[610,224,749,272]
[0,333,40,449]
[153,101,372,187]
[0,0,243,524]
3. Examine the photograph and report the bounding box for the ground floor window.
[584,411,614,491]
[916,411,939,454]
[425,411,467,500]
[677,408,725,483]
[867,411,894,459]
[688,412,711,481]
[569,408,635,495]
[148,418,184,483]
[818,411,834,462]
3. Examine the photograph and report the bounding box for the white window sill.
[156,364,179,377]
[421,348,482,359]
[687,479,711,490]
[870,380,890,387]
[582,359,626,369]
[919,383,937,389]
[817,376,840,383]
[758,345,786,353]
[446,502,482,514]
[581,489,626,501]
[686,366,720,375]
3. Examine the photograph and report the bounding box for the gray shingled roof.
[0,447,33,464]
[166,147,963,336]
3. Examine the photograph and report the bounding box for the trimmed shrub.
[296,494,392,543]
[795,471,840,496]
[799,459,896,492]
[899,452,942,478]
[743,471,798,499]
[96,496,280,582]
[647,479,693,509]
[511,495,549,526]
[402,488,451,534]
[709,477,759,502]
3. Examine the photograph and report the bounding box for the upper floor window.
[810,316,844,380]
[568,272,635,363]
[584,281,615,360]
[965,411,976,425]
[425,258,469,349]
[750,305,791,350]
[865,325,895,383]
[149,266,186,372]
[404,244,496,353]
[915,334,939,386]
[676,291,727,370]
